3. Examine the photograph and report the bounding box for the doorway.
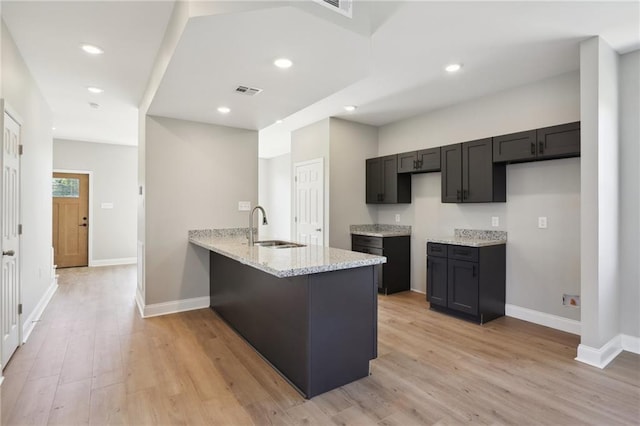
[293,158,324,246]
[52,172,89,268]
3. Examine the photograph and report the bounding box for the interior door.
[52,172,89,268]
[294,159,324,246]
[2,109,21,369]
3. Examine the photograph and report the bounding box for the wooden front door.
[53,172,89,268]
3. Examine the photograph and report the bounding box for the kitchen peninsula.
[188,229,386,398]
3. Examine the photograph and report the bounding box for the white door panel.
[1,109,21,370]
[294,159,324,246]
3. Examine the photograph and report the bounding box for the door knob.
[79,224,87,227]
[315,228,322,232]
[2,250,15,256]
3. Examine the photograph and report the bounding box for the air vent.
[312,0,352,18]
[235,85,263,96]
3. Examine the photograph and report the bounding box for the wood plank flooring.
[1,265,638,425]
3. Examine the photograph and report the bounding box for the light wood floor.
[1,265,639,425]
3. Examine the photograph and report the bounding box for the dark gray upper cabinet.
[442,139,506,203]
[493,121,580,163]
[397,147,441,173]
[366,155,411,204]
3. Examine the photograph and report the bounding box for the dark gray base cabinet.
[210,252,377,398]
[426,242,505,324]
[352,234,410,295]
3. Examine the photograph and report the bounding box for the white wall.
[377,71,581,321]
[1,21,53,328]
[329,118,378,250]
[144,116,258,305]
[618,49,639,339]
[53,139,137,264]
[259,153,291,241]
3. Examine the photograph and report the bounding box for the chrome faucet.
[248,205,268,246]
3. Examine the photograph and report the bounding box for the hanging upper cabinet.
[397,147,441,174]
[366,155,411,204]
[493,121,580,163]
[441,139,506,203]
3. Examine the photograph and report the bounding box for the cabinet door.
[416,147,441,172]
[381,155,398,203]
[493,130,537,163]
[447,259,479,316]
[397,151,418,173]
[441,144,462,203]
[427,256,448,307]
[366,158,382,204]
[462,138,494,203]
[536,122,580,160]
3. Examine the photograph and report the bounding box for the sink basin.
[254,240,306,249]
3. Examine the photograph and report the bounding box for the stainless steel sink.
[254,240,306,249]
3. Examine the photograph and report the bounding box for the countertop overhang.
[427,229,507,247]
[189,229,386,278]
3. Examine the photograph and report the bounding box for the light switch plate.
[238,201,251,211]
[395,214,400,223]
[491,216,499,227]
[538,216,548,229]
[101,202,114,209]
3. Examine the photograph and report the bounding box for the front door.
[52,172,89,268]
[1,108,21,369]
[294,158,324,246]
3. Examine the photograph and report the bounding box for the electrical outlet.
[563,294,580,307]
[238,201,251,211]
[395,214,400,223]
[491,216,499,227]
[538,216,548,229]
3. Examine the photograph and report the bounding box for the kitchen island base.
[209,251,378,398]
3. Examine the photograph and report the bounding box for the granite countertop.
[189,229,386,278]
[350,224,411,237]
[427,229,507,247]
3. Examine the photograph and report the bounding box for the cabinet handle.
[539,141,544,154]
[417,160,423,169]
[456,189,461,201]
[463,189,468,200]
[531,142,536,155]
[413,160,417,169]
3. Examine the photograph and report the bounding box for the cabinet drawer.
[427,242,448,257]
[352,235,383,249]
[353,245,383,256]
[447,245,479,262]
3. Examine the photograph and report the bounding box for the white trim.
[135,287,145,318]
[576,335,623,369]
[621,334,640,354]
[410,288,426,295]
[53,169,93,266]
[140,296,210,318]
[0,374,4,387]
[293,157,325,246]
[22,279,58,343]
[505,304,581,335]
[89,257,137,267]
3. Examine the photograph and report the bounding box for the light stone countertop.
[189,229,386,278]
[350,224,411,237]
[427,229,507,247]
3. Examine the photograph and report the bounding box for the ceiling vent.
[235,85,263,96]
[312,0,352,18]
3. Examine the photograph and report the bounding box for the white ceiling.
[1,1,639,156]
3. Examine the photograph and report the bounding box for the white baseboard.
[135,288,145,318]
[410,288,426,295]
[576,335,624,369]
[621,334,640,354]
[505,304,581,335]
[0,374,4,387]
[89,257,137,267]
[139,296,210,318]
[22,278,58,343]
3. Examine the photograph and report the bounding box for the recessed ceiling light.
[275,119,283,124]
[87,86,104,94]
[52,127,56,131]
[217,106,231,114]
[274,58,293,69]
[89,102,100,109]
[343,105,357,112]
[445,63,462,73]
[81,44,104,55]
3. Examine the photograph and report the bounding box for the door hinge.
[19,144,23,155]
[18,303,22,315]
[294,176,298,182]
[294,216,298,223]
[18,224,23,235]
